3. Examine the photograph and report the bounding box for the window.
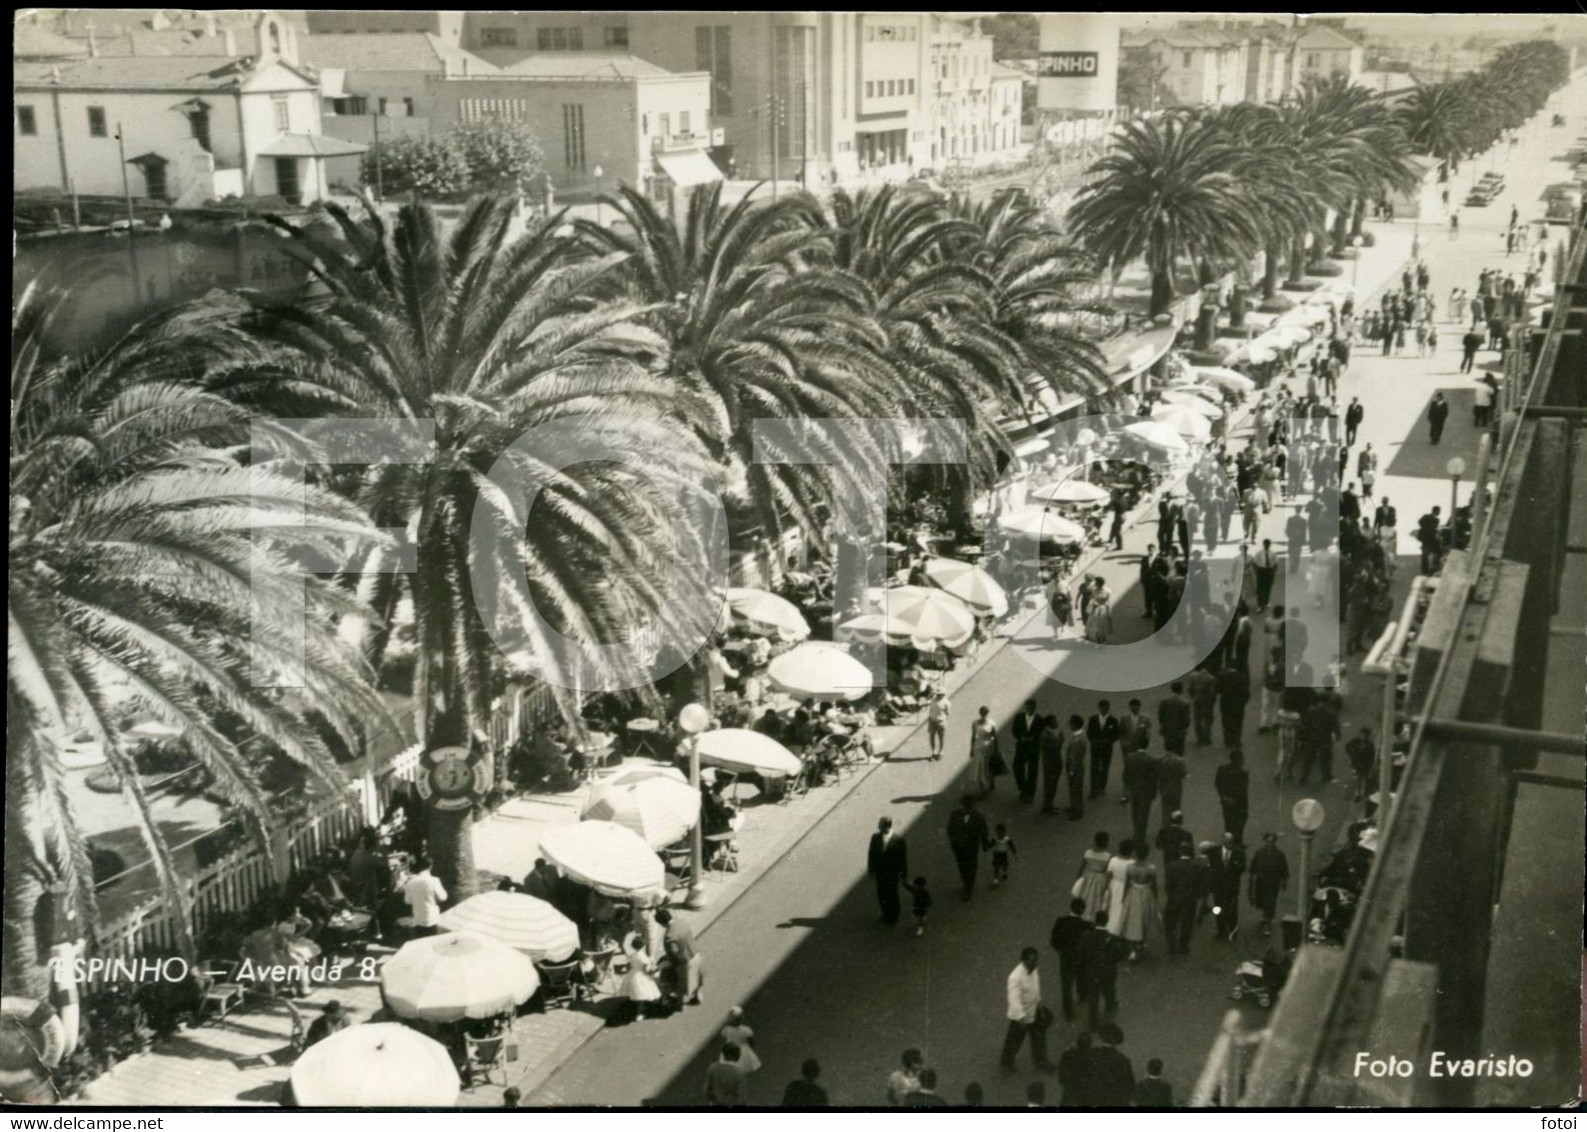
[331,96,367,116]
[603,26,628,48]
[377,97,388,115]
[87,106,107,137]
[16,105,37,135]
[537,27,583,50]
[562,103,586,172]
[480,27,517,47]
[907,78,915,95]
[1182,51,1192,67]
[865,80,874,97]
[403,97,415,117]
[1305,52,1319,68]
[886,80,895,96]
[190,104,211,150]
[659,113,670,138]
[695,26,732,115]
[272,96,290,131]
[679,110,691,136]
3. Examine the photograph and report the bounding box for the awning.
[125,152,168,167]
[655,149,723,188]
[257,133,367,158]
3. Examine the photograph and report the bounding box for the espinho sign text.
[1039,51,1100,77]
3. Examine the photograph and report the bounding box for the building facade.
[14,14,362,207]
[1292,24,1366,88]
[1121,29,1250,107]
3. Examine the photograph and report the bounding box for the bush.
[452,118,547,196]
[363,134,470,200]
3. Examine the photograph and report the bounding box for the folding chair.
[463,1033,509,1089]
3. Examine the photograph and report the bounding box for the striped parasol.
[439,890,581,964]
[581,774,701,849]
[920,558,1009,617]
[539,820,667,900]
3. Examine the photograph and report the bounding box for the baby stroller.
[1230,961,1275,1008]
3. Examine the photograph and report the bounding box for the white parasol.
[1194,366,1257,392]
[290,1023,459,1107]
[921,558,1010,617]
[767,641,875,700]
[539,820,667,900]
[1160,389,1225,419]
[438,890,581,964]
[581,774,701,849]
[693,728,804,777]
[380,933,540,1023]
[1150,404,1214,441]
[724,587,810,642]
[996,507,1086,545]
[1027,479,1111,506]
[1123,420,1191,452]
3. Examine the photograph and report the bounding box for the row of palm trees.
[7,182,1108,996]
[1395,40,1572,168]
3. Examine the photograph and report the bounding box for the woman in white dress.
[1084,587,1113,644]
[1074,832,1113,922]
[619,932,663,1020]
[1104,838,1134,937]
[969,706,1001,798]
[1118,841,1162,962]
[719,1006,761,1074]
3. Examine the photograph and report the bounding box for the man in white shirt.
[999,947,1051,1073]
[925,690,950,760]
[402,855,447,935]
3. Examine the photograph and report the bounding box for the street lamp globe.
[1291,797,1327,833]
[679,702,710,734]
[1446,456,1467,479]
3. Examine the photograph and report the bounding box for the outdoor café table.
[324,910,373,957]
[626,718,662,759]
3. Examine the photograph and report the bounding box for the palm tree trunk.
[427,806,476,907]
[1228,284,1247,332]
[1262,245,1281,300]
[1286,236,1307,286]
[1330,205,1350,255]
[1193,300,1219,351]
[1148,269,1174,319]
[1349,198,1366,240]
[834,536,869,626]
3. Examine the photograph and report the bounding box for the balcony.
[651,132,709,153]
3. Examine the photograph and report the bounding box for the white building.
[13,13,364,207]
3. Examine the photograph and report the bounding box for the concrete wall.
[306,11,462,41]
[461,12,629,53]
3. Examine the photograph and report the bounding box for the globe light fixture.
[679,702,710,908]
[1292,798,1327,946]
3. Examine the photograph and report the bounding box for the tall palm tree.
[7,284,384,998]
[1066,112,1265,318]
[576,183,902,614]
[1396,82,1479,169]
[217,196,717,902]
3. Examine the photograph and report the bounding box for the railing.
[1228,209,1586,1107]
[1190,1011,1267,1107]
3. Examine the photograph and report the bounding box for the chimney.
[86,22,97,57]
[203,12,217,37]
[50,63,61,83]
[223,29,237,57]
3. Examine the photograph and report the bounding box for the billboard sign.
[1039,51,1100,77]
[1037,15,1119,113]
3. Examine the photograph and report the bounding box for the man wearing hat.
[305,1000,350,1048]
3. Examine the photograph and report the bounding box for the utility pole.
[115,122,135,228]
[799,79,808,190]
[770,94,781,200]
[371,108,384,203]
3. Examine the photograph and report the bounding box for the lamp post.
[1350,234,1365,292]
[678,702,711,909]
[1445,455,1466,520]
[1291,798,1326,948]
[592,164,605,227]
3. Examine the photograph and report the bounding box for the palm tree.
[217,196,717,902]
[1396,82,1479,169]
[1066,112,1265,318]
[7,284,384,999]
[576,183,903,619]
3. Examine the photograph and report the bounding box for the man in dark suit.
[1122,745,1161,845]
[1058,1032,1096,1108]
[1162,848,1205,956]
[1156,497,1179,555]
[866,817,908,926]
[1118,699,1151,760]
[1089,1024,1136,1107]
[1214,749,1250,845]
[1049,898,1093,1021]
[1216,662,1251,749]
[1427,391,1449,444]
[1373,498,1398,532]
[1154,811,1194,865]
[1132,1059,1173,1108]
[1078,911,1123,1030]
[1084,702,1121,800]
[1344,397,1365,446]
[1157,750,1186,814]
[1206,834,1246,941]
[1139,544,1157,620]
[1156,683,1191,756]
[1010,700,1046,805]
[946,795,991,900]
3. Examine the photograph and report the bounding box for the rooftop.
[297,31,488,74]
[12,54,316,91]
[1297,24,1365,50]
[484,52,679,80]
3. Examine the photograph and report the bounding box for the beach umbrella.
[1027,479,1111,506]
[835,612,889,643]
[724,587,810,642]
[694,729,803,778]
[290,1023,459,1107]
[1271,324,1312,347]
[438,890,581,964]
[607,765,688,787]
[877,585,979,647]
[767,641,874,700]
[1150,404,1213,441]
[1123,420,1191,452]
[539,820,667,899]
[1160,389,1224,419]
[380,934,539,1023]
[1194,366,1256,392]
[996,507,1085,545]
[581,775,701,849]
[920,559,1010,617]
[1241,342,1278,364]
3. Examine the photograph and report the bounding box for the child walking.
[990,824,1017,888]
[910,877,933,937]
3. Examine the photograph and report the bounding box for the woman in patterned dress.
[1118,841,1162,962]
[1104,838,1135,937]
[1074,831,1112,922]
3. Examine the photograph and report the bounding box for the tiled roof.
[297,32,487,74]
[488,53,677,80]
[1298,25,1363,50]
[12,54,316,91]
[12,23,91,58]
[992,62,1026,80]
